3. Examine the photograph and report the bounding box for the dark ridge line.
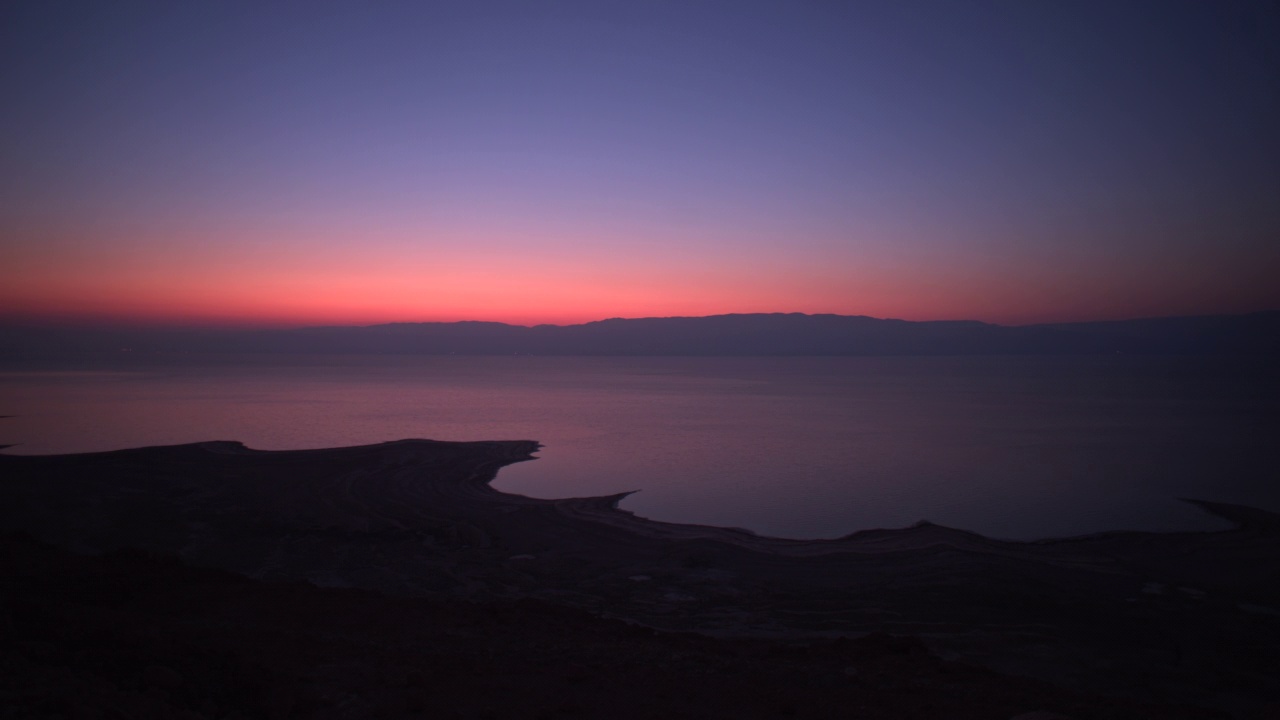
[3,310,1276,356]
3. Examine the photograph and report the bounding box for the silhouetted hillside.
[1,311,1277,358]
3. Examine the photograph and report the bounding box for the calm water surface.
[1,355,1276,540]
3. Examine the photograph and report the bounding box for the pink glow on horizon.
[3,266,1272,329]
[3,218,1277,329]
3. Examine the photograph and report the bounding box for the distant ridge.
[2,311,1278,357]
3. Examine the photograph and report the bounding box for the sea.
[1,354,1276,540]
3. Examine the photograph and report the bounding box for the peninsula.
[3,439,1278,718]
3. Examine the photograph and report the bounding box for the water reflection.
[1,355,1274,539]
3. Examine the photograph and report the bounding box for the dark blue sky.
[3,1,1278,325]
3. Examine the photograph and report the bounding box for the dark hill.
[1,311,1277,357]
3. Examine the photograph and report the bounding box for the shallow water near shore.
[1,354,1276,539]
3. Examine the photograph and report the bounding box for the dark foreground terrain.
[2,533,1222,720]
[2,440,1279,718]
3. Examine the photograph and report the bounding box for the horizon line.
[3,308,1277,333]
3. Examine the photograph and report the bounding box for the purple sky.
[2,1,1278,326]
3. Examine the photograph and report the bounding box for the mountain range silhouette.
[3,311,1278,357]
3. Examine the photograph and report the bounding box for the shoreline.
[5,436,1252,544]
[3,438,1279,714]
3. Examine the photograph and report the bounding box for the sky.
[2,0,1278,327]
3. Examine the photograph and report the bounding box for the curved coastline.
[2,437,1277,589]
[3,438,1279,713]
[9,436,1266,554]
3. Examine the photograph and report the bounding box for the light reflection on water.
[1,355,1275,539]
